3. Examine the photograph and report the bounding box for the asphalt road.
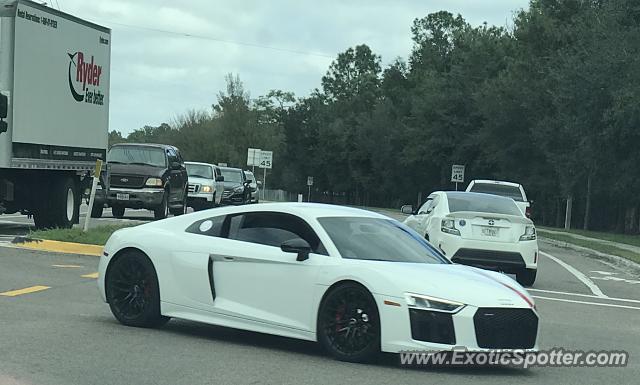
[0,207,639,385]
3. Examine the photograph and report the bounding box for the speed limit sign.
[451,165,465,183]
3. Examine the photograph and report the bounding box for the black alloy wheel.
[317,282,380,362]
[106,250,169,327]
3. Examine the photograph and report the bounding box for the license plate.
[116,193,129,201]
[482,227,498,237]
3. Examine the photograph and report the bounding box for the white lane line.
[539,251,607,298]
[528,288,640,304]
[532,295,640,311]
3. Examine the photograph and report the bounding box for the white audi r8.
[98,203,539,362]
[402,192,538,287]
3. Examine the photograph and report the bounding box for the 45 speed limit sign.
[451,164,465,183]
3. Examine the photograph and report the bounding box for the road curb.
[11,237,103,257]
[539,237,640,276]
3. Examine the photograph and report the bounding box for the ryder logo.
[67,51,105,105]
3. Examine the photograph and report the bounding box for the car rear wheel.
[317,282,380,363]
[106,250,169,328]
[516,268,537,287]
[112,205,125,218]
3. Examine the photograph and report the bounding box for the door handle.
[223,256,235,261]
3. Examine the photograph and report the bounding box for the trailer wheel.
[50,177,79,228]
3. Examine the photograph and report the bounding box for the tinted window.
[186,164,213,179]
[107,146,166,167]
[468,183,524,201]
[167,148,178,164]
[228,212,327,254]
[318,217,448,264]
[186,215,226,237]
[447,193,522,216]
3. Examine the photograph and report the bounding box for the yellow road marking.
[0,285,50,297]
[52,264,82,268]
[13,239,103,257]
[81,272,99,279]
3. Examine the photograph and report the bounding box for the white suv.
[466,180,531,218]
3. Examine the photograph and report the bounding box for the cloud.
[57,0,529,133]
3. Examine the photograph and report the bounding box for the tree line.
[109,0,640,233]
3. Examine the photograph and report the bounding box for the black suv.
[93,143,188,220]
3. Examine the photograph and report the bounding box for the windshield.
[108,146,166,167]
[186,164,213,179]
[221,169,243,183]
[468,183,524,201]
[318,217,449,264]
[447,193,523,216]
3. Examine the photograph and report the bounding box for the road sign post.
[307,176,313,202]
[451,164,465,191]
[258,150,273,201]
[83,159,103,232]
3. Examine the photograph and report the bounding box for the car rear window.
[447,193,523,216]
[468,183,524,201]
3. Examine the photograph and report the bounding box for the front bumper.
[376,294,539,353]
[436,233,538,271]
[187,191,215,208]
[221,190,245,204]
[100,187,165,209]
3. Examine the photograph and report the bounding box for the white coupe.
[402,192,538,287]
[98,203,539,362]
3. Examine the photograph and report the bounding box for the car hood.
[338,260,534,309]
[108,163,165,178]
[223,181,243,190]
[188,176,214,186]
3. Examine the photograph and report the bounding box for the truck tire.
[48,177,79,229]
[112,206,125,218]
[91,204,104,218]
[33,210,54,229]
[169,188,187,216]
[154,192,169,220]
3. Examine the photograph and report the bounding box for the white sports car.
[402,192,538,287]
[98,203,539,362]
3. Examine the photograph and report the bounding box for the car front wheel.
[516,268,537,287]
[317,282,380,363]
[105,250,169,328]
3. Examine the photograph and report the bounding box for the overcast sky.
[57,0,529,134]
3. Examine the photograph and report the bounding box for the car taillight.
[525,206,531,218]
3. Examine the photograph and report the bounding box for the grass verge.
[539,226,640,248]
[28,224,135,246]
[540,231,640,264]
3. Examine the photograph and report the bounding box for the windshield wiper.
[129,162,158,167]
[189,174,210,179]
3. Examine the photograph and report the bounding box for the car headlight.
[404,293,465,313]
[201,185,213,193]
[441,219,460,236]
[145,177,163,187]
[233,186,244,193]
[520,225,536,241]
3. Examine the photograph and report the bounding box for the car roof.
[219,167,242,172]
[469,179,522,188]
[110,143,176,151]
[436,191,518,202]
[185,161,215,167]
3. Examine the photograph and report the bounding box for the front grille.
[188,184,200,193]
[409,309,456,345]
[222,190,233,198]
[110,174,145,188]
[452,248,525,269]
[474,308,538,349]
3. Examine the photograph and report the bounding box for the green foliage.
[111,1,640,233]
[29,224,136,245]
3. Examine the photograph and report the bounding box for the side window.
[186,215,226,237]
[430,195,440,210]
[175,149,184,165]
[167,148,178,165]
[228,212,327,255]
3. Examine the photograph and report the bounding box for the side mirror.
[281,238,311,261]
[244,179,252,185]
[215,175,224,182]
[400,205,414,215]
[256,181,262,186]
[170,161,181,170]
